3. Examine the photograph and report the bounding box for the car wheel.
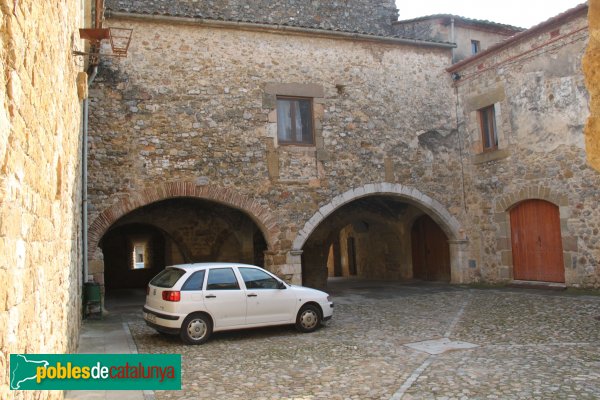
[180,313,212,345]
[295,304,321,333]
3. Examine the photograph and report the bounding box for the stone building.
[85,1,599,294]
[1,1,89,399]
[1,1,599,399]
[393,14,523,63]
[89,0,465,291]
[448,4,596,287]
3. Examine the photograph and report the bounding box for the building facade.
[448,4,596,286]
[88,0,467,291]
[83,1,599,298]
[85,1,600,293]
[0,1,87,399]
[1,1,599,399]
[393,14,523,63]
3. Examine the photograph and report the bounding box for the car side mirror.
[277,281,287,290]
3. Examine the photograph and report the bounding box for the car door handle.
[247,294,258,297]
[205,295,216,298]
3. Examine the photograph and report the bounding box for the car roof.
[166,262,262,271]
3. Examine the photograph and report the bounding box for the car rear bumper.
[145,320,181,335]
[143,306,180,321]
[143,306,182,330]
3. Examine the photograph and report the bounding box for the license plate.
[145,312,156,323]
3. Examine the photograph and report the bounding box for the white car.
[143,263,334,344]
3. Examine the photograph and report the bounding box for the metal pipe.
[83,65,98,283]
[106,10,456,49]
[450,17,455,63]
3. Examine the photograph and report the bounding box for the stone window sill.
[471,149,510,165]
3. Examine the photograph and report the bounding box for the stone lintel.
[465,85,505,112]
[265,83,325,98]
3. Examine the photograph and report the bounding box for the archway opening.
[99,197,268,295]
[301,195,452,289]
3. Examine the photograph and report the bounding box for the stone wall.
[105,0,399,35]
[451,8,600,287]
[87,16,460,284]
[0,0,84,398]
[585,0,600,170]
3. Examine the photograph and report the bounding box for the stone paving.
[126,280,600,399]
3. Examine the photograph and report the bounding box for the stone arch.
[493,185,574,283]
[494,185,568,213]
[88,182,281,256]
[293,182,465,251]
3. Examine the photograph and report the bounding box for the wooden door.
[411,215,451,282]
[510,200,565,282]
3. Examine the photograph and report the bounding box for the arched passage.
[98,197,269,291]
[88,183,280,256]
[87,183,281,289]
[101,223,172,290]
[295,183,467,289]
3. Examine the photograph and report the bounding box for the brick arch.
[88,183,281,254]
[292,182,465,250]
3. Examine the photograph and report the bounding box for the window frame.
[206,268,241,291]
[239,267,281,289]
[478,105,498,152]
[471,39,481,55]
[276,96,315,146]
[149,268,186,288]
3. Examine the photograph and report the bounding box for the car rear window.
[150,268,186,288]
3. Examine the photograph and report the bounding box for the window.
[239,268,280,289]
[181,270,206,291]
[150,268,186,288]
[276,97,314,145]
[479,105,498,151]
[471,40,481,55]
[132,242,147,269]
[206,268,240,290]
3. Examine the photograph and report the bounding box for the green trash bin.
[84,282,102,318]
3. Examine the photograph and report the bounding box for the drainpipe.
[450,17,456,63]
[83,65,98,283]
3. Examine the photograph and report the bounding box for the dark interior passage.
[301,196,453,289]
[100,197,268,290]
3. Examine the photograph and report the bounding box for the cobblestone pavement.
[128,280,600,399]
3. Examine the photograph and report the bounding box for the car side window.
[181,270,206,291]
[206,268,240,290]
[239,268,280,289]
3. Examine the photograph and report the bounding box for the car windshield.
[150,268,186,288]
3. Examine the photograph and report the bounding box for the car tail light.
[146,285,150,295]
[162,290,180,302]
